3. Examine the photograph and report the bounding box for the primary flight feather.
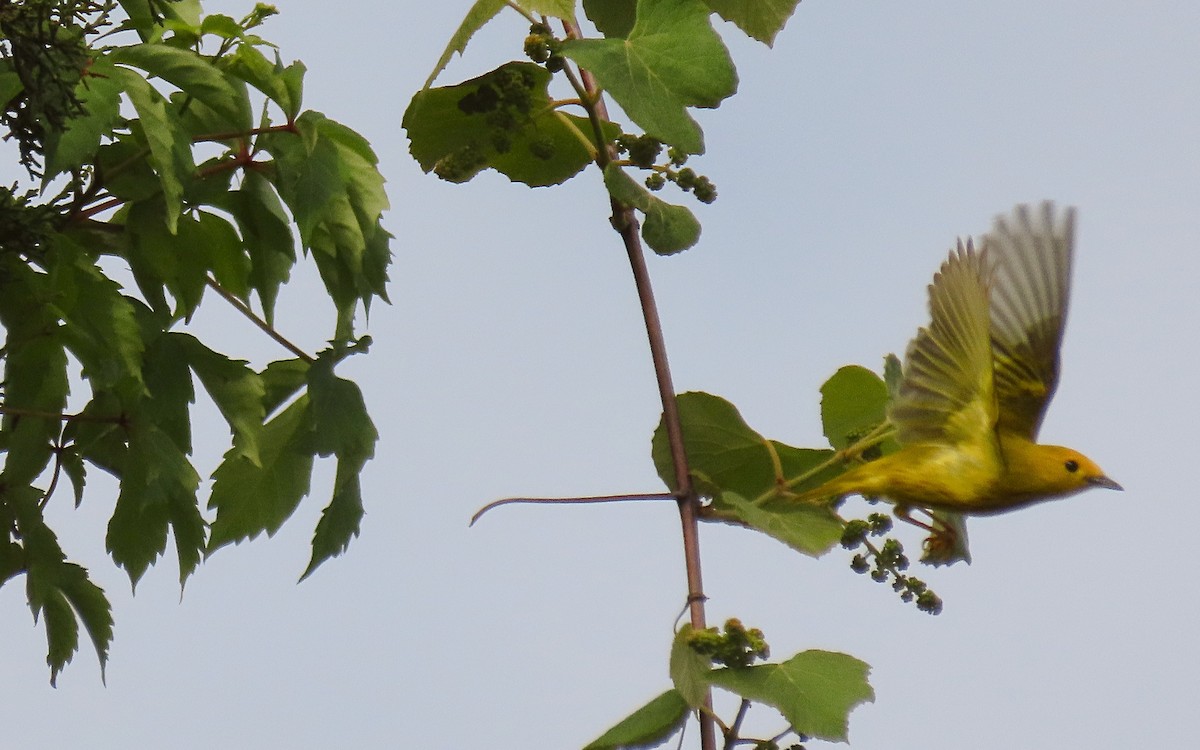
[797,202,1120,516]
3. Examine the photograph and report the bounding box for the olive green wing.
[984,202,1074,440]
[888,240,998,449]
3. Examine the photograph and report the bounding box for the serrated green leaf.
[583,689,689,750]
[406,62,617,187]
[106,423,202,587]
[423,0,506,89]
[261,111,391,320]
[48,236,145,391]
[140,328,195,453]
[59,445,87,507]
[0,261,70,486]
[198,13,241,39]
[669,625,711,709]
[260,358,310,416]
[224,44,305,120]
[707,650,873,743]
[705,0,802,45]
[45,59,125,179]
[217,171,295,324]
[603,164,700,255]
[110,43,251,127]
[583,0,636,37]
[207,395,314,551]
[300,459,363,581]
[306,357,377,464]
[196,211,251,298]
[563,0,737,153]
[820,365,890,450]
[10,485,113,685]
[173,333,265,465]
[112,69,193,233]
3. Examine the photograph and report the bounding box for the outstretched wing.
[889,239,998,450]
[985,202,1074,439]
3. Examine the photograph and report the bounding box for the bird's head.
[1040,445,1123,496]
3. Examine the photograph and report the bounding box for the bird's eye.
[1064,460,1079,473]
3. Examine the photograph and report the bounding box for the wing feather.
[889,240,997,448]
[985,202,1074,439]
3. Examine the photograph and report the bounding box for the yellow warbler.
[797,202,1120,517]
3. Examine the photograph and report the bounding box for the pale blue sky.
[2,2,1196,748]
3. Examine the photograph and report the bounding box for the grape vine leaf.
[706,0,803,46]
[583,0,636,38]
[583,689,689,750]
[406,62,619,188]
[706,650,874,742]
[820,364,893,451]
[669,625,711,709]
[603,164,700,255]
[651,391,843,555]
[562,0,738,154]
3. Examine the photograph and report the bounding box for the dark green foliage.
[0,1,388,682]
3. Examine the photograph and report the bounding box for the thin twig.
[470,491,679,526]
[724,699,752,750]
[204,276,314,363]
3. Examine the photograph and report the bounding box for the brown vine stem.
[204,277,314,363]
[563,18,717,750]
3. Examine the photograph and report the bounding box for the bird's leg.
[894,506,960,560]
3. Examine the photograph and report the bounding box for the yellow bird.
[797,202,1121,520]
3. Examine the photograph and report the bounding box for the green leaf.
[260,111,391,322]
[562,0,738,153]
[715,491,841,556]
[217,170,296,325]
[669,625,711,709]
[707,650,874,742]
[59,444,88,507]
[603,165,700,255]
[583,689,689,750]
[110,43,252,127]
[422,0,506,89]
[140,328,196,454]
[48,236,145,391]
[112,69,194,233]
[705,0,803,46]
[0,68,24,105]
[405,62,619,187]
[174,333,265,466]
[300,459,363,581]
[524,0,576,17]
[0,260,70,487]
[820,365,890,450]
[106,422,202,588]
[9,484,113,685]
[207,395,314,551]
[306,356,377,464]
[260,357,310,416]
[45,59,125,178]
[583,0,636,37]
[224,44,305,120]
[651,392,843,555]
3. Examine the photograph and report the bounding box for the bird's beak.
[1088,475,1123,491]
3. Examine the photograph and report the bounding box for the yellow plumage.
[796,203,1120,517]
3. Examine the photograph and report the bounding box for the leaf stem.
[561,17,717,750]
[204,276,314,363]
